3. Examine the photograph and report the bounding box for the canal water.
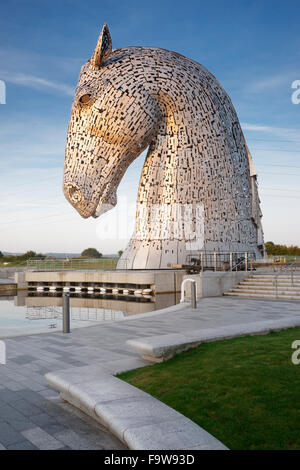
[0,292,180,337]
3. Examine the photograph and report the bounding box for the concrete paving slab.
[21,427,65,450]
[53,429,103,450]
[0,422,24,446]
[6,440,38,450]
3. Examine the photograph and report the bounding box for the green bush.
[265,241,300,256]
[81,248,102,258]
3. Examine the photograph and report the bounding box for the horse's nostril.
[65,183,82,203]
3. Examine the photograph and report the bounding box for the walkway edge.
[126,316,300,361]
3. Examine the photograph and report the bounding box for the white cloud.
[0,45,82,80]
[0,45,79,97]
[241,122,300,142]
[0,70,74,96]
[246,72,295,94]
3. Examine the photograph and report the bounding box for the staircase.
[224,272,300,301]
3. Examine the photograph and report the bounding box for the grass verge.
[118,327,300,450]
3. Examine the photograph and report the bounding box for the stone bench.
[45,364,227,450]
[126,317,300,362]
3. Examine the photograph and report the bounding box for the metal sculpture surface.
[63,24,264,269]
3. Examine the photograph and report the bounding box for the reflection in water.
[23,292,180,321]
[26,304,125,323]
[26,306,61,320]
[0,291,180,334]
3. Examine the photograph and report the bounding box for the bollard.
[245,252,248,271]
[213,251,217,272]
[191,281,197,309]
[62,293,70,333]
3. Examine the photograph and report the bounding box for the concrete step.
[225,272,300,300]
[239,286,300,292]
[229,288,300,299]
[224,291,300,300]
[241,278,300,285]
[240,279,300,286]
[248,277,300,282]
[247,274,300,278]
[240,281,300,287]
[250,274,300,278]
[233,286,300,293]
[244,276,300,279]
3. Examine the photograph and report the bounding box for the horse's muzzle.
[63,182,97,218]
[63,181,116,219]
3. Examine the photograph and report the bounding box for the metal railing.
[185,251,256,272]
[26,257,121,271]
[267,255,300,264]
[273,259,299,298]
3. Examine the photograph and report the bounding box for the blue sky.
[0,0,299,254]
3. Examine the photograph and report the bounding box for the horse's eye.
[79,94,92,105]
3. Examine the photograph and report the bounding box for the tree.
[118,250,123,258]
[22,250,36,260]
[81,248,102,258]
[0,251,3,259]
[265,241,300,256]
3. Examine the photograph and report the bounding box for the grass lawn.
[118,327,300,450]
[0,260,27,267]
[23,257,119,270]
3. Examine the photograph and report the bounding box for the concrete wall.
[14,272,27,289]
[0,283,17,294]
[183,271,250,299]
[20,269,185,294]
[17,269,247,300]
[0,267,26,280]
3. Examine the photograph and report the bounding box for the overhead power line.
[259,171,300,176]
[258,164,300,169]
[261,187,300,192]
[262,194,300,199]
[247,138,300,144]
[252,148,300,153]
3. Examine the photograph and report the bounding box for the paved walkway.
[0,296,299,449]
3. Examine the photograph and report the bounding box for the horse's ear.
[90,24,112,68]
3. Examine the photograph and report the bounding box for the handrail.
[273,259,298,298]
[180,278,197,308]
[228,258,247,272]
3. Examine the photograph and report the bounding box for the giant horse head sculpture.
[63,24,264,269]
